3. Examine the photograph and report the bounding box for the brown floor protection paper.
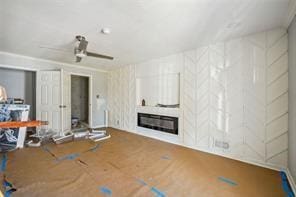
[0,128,285,197]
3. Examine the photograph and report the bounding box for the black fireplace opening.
[137,113,178,135]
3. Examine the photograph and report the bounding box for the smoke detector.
[101,28,111,35]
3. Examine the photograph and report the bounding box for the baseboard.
[110,127,284,172]
[181,143,283,172]
[122,127,183,146]
[110,126,296,195]
[285,168,296,195]
[91,125,106,129]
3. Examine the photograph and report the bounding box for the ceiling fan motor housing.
[75,35,88,58]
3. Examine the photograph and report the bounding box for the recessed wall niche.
[136,73,180,107]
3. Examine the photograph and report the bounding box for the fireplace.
[137,113,178,135]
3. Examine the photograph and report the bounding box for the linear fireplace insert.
[137,113,178,135]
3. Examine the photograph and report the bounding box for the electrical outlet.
[214,140,229,149]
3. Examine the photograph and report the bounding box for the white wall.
[288,16,296,183]
[0,52,108,127]
[0,67,36,119]
[108,28,289,169]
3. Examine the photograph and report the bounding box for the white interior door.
[62,70,71,132]
[36,71,61,134]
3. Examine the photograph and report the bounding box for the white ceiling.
[0,0,291,70]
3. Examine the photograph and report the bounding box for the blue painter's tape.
[3,179,16,197]
[161,155,170,160]
[218,177,237,186]
[3,180,12,188]
[280,171,295,197]
[1,154,7,172]
[99,186,112,196]
[151,187,166,197]
[57,153,79,161]
[4,188,16,197]
[136,178,147,186]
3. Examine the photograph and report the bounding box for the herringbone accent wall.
[108,28,288,168]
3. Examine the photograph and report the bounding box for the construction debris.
[89,130,111,142]
[52,133,74,144]
[52,129,111,144]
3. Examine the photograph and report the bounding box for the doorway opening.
[0,67,36,136]
[71,75,89,132]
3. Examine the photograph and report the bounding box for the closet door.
[61,70,71,133]
[36,70,62,134]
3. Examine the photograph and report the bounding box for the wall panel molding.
[107,28,288,169]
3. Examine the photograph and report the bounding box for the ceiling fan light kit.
[75,49,87,58]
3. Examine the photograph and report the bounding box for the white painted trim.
[89,75,93,128]
[285,0,296,27]
[113,127,285,172]
[70,72,92,78]
[285,168,296,195]
[92,125,106,129]
[0,63,38,71]
[61,69,65,134]
[136,126,181,145]
[185,145,283,171]
[0,51,107,73]
[105,110,108,128]
[70,72,93,128]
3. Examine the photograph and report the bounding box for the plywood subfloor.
[1,128,285,196]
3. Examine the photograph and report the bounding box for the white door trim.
[61,69,65,133]
[69,72,93,128]
[0,64,38,72]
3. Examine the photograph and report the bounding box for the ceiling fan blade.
[86,51,114,60]
[76,56,82,62]
[39,45,72,53]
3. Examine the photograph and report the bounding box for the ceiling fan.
[39,35,114,63]
[74,35,114,62]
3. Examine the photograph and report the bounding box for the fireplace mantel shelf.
[136,105,179,117]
